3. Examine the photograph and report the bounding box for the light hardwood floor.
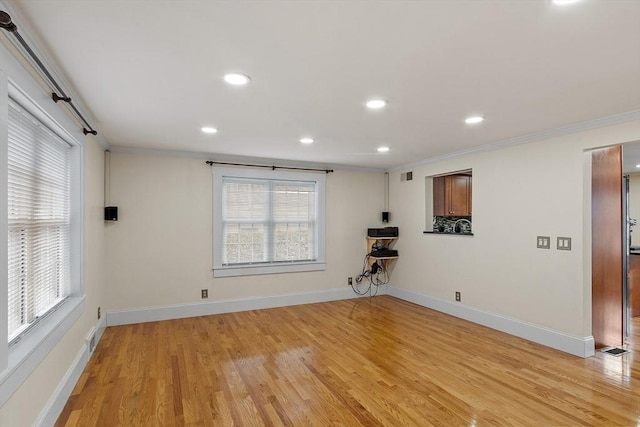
[56,296,639,426]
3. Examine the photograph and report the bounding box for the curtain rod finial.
[0,11,17,32]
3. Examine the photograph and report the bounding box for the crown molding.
[108,145,385,173]
[389,110,640,173]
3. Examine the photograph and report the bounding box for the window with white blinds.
[222,177,316,265]
[7,98,71,343]
[213,167,326,277]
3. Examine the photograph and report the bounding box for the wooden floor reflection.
[629,316,639,350]
[56,296,639,426]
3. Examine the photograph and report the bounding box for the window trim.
[0,45,84,406]
[212,166,326,277]
[7,97,74,344]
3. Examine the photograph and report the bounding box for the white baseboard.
[108,285,594,358]
[34,315,106,427]
[106,286,373,327]
[387,286,595,358]
[94,315,107,353]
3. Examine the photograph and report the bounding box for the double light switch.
[537,236,551,249]
[537,236,572,251]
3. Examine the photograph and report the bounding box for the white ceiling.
[7,0,640,170]
[624,141,640,174]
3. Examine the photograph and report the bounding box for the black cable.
[351,254,373,295]
[350,252,390,296]
[350,280,371,296]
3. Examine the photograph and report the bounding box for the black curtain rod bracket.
[52,93,71,103]
[206,160,333,174]
[0,10,98,136]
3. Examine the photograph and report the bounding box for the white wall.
[104,152,384,313]
[388,121,640,342]
[629,172,640,247]
[0,138,106,427]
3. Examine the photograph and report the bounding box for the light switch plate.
[537,236,550,249]
[557,237,572,251]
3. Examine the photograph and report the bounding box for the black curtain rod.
[0,10,97,136]
[206,160,334,174]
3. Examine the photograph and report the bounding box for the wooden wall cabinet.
[433,174,472,217]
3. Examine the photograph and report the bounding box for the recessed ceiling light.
[377,146,390,153]
[366,99,387,109]
[465,116,484,124]
[636,164,640,168]
[299,137,314,144]
[552,0,581,5]
[223,73,251,86]
[201,126,218,134]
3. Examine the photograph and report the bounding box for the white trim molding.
[0,297,85,407]
[106,287,374,327]
[387,286,595,358]
[212,166,327,278]
[33,314,106,427]
[389,110,640,173]
[109,145,383,174]
[33,344,86,427]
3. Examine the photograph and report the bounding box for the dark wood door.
[468,175,473,215]
[433,176,446,216]
[448,175,471,216]
[592,145,623,348]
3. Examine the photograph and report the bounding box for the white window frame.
[0,43,84,407]
[213,166,326,277]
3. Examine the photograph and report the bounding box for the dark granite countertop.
[424,231,474,237]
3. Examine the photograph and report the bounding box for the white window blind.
[222,177,316,265]
[7,98,71,343]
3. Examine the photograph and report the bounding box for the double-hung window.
[213,167,326,277]
[1,43,83,408]
[7,98,71,343]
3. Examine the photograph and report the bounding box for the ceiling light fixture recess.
[377,146,390,153]
[223,73,251,86]
[299,137,314,144]
[636,164,640,168]
[201,126,218,134]
[552,0,581,5]
[465,116,484,124]
[366,99,387,109]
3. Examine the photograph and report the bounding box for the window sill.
[213,261,326,278]
[0,295,85,406]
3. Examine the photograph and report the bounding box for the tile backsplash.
[433,216,472,234]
